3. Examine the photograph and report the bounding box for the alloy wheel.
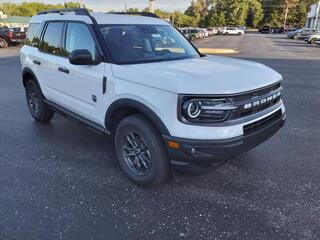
[122,132,152,176]
[27,86,40,115]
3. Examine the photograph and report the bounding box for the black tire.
[0,38,8,48]
[115,114,170,186]
[25,79,54,122]
[311,38,317,45]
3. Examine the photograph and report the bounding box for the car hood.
[111,56,282,95]
[309,34,320,38]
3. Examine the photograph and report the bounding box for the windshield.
[99,24,200,64]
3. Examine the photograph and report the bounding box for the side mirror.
[69,49,94,65]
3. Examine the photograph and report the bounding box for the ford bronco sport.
[20,9,286,185]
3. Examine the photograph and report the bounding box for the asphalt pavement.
[1,34,320,240]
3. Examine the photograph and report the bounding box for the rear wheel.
[25,79,54,122]
[0,38,8,48]
[115,115,170,186]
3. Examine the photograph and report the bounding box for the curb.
[198,48,239,54]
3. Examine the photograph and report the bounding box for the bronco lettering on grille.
[243,91,281,110]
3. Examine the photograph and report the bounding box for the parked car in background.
[180,28,202,41]
[207,27,218,35]
[305,31,320,44]
[287,27,298,32]
[200,28,209,37]
[222,27,245,35]
[290,28,317,40]
[271,27,284,33]
[238,26,247,33]
[0,26,26,48]
[287,29,300,38]
[260,26,271,34]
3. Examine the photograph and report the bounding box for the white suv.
[222,27,245,35]
[20,9,286,185]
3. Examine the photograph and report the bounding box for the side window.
[41,22,64,56]
[65,23,97,60]
[26,23,40,46]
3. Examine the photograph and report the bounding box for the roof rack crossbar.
[112,12,160,19]
[37,8,90,17]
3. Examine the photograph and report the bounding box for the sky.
[0,0,193,12]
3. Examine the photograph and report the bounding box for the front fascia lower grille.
[243,109,282,135]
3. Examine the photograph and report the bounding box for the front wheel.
[0,38,8,48]
[115,115,170,186]
[311,38,317,45]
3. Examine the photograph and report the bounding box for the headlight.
[181,98,236,123]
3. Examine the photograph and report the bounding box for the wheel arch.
[22,67,37,86]
[22,67,45,96]
[105,98,170,136]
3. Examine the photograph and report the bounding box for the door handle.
[58,67,69,74]
[33,60,41,65]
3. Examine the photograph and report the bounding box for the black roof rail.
[37,8,98,25]
[38,8,90,16]
[112,12,160,19]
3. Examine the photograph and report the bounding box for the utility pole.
[125,0,128,12]
[283,1,289,30]
[314,0,320,29]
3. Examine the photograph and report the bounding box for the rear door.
[36,21,69,104]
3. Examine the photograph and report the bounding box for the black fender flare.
[21,67,45,96]
[22,67,37,86]
[105,98,170,136]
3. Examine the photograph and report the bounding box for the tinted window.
[41,22,64,56]
[99,24,199,64]
[26,23,40,46]
[65,23,97,60]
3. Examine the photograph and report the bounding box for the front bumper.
[163,110,286,170]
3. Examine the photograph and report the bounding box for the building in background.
[0,11,30,31]
[306,2,320,29]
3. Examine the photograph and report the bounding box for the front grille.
[243,110,282,135]
[227,82,282,120]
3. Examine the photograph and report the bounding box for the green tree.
[185,0,211,27]
[175,13,196,27]
[0,2,87,17]
[246,0,264,28]
[127,8,139,13]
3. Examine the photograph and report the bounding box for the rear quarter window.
[40,22,64,56]
[26,23,40,46]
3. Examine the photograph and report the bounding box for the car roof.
[29,12,170,26]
